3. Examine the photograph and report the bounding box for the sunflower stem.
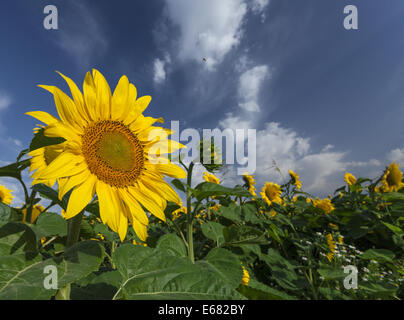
[55,211,83,300]
[186,161,195,263]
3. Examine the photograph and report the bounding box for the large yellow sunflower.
[26,70,186,241]
[260,182,283,206]
[0,185,14,205]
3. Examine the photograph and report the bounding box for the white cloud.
[387,148,404,166]
[250,0,270,21]
[153,54,171,84]
[238,65,269,112]
[163,0,247,70]
[0,92,11,111]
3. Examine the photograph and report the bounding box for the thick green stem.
[55,211,83,300]
[66,212,83,248]
[186,162,195,263]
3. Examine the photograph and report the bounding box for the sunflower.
[376,163,404,193]
[313,198,335,214]
[203,172,220,184]
[242,172,256,196]
[21,204,45,224]
[288,170,302,190]
[260,182,282,206]
[29,142,65,187]
[344,172,357,186]
[26,70,186,241]
[0,185,13,205]
[241,266,250,286]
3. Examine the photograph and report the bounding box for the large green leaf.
[34,212,67,238]
[223,225,267,246]
[112,245,245,300]
[201,221,225,247]
[156,233,187,257]
[197,248,242,288]
[71,270,122,300]
[0,222,37,255]
[0,240,104,299]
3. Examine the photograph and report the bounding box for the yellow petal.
[38,85,84,131]
[145,139,185,156]
[92,69,111,119]
[58,170,91,200]
[56,71,90,123]
[141,175,181,205]
[44,122,80,142]
[111,75,129,121]
[25,111,59,125]
[128,185,166,222]
[33,152,85,179]
[145,162,187,179]
[118,188,149,225]
[64,175,97,219]
[83,71,98,121]
[96,181,120,232]
[132,217,148,241]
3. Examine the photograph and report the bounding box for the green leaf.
[359,281,398,297]
[34,212,67,238]
[223,225,267,246]
[197,248,242,288]
[192,182,251,201]
[0,222,37,255]
[31,184,60,206]
[317,265,346,280]
[238,279,295,300]
[171,179,186,193]
[112,245,245,300]
[201,221,225,247]
[359,249,395,263]
[29,127,65,152]
[381,222,404,236]
[156,233,187,257]
[0,240,104,299]
[216,203,242,223]
[71,271,122,300]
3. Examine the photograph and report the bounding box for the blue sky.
[1,0,404,205]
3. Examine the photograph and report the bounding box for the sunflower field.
[1,70,404,300]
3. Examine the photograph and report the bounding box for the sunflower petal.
[111,75,129,121]
[128,185,166,222]
[64,175,97,219]
[25,111,59,126]
[92,69,111,119]
[56,71,89,122]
